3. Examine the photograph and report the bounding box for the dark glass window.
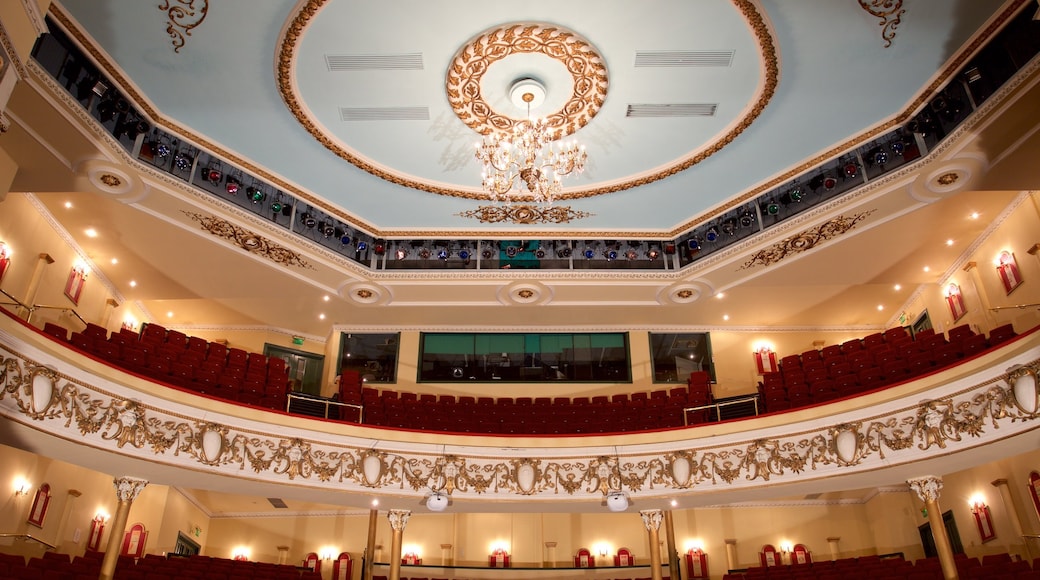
[419,332,630,382]
[338,333,400,383]
[649,333,715,383]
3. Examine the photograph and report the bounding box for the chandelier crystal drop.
[475,80,587,205]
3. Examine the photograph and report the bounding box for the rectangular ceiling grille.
[339,107,430,121]
[634,50,734,67]
[325,53,424,71]
[626,103,718,118]
[267,498,288,509]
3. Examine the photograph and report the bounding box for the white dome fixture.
[606,491,629,512]
[427,491,450,512]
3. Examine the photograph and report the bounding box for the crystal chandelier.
[475,79,587,205]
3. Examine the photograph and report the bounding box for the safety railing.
[0,532,57,551]
[286,392,364,423]
[683,395,760,426]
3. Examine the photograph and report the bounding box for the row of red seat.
[0,551,322,580]
[42,321,290,411]
[758,323,1018,413]
[341,372,717,433]
[730,552,1037,580]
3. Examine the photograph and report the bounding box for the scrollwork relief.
[0,344,1037,505]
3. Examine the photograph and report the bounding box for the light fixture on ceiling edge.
[605,491,629,512]
[427,491,449,512]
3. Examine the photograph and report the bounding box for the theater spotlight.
[96,98,116,122]
[418,247,432,259]
[356,241,368,252]
[173,151,192,171]
[247,186,265,203]
[374,243,386,255]
[225,176,241,195]
[843,161,859,178]
[556,246,572,258]
[605,248,619,261]
[153,139,171,159]
[780,187,803,205]
[281,203,293,217]
[395,247,408,260]
[205,162,222,184]
[269,201,283,213]
[534,246,547,259]
[437,248,449,261]
[625,249,638,261]
[867,147,888,167]
[458,249,471,261]
[705,228,719,243]
[505,246,519,258]
[721,219,737,236]
[337,230,351,245]
[647,247,661,260]
[318,222,335,238]
[664,243,677,255]
[583,248,596,259]
[739,211,755,228]
[481,247,494,260]
[891,140,907,156]
[762,201,780,216]
[300,213,317,228]
[114,98,131,115]
[687,239,700,251]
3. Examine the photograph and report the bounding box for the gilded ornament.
[455,204,592,224]
[936,172,960,186]
[907,475,943,503]
[99,173,122,188]
[113,477,149,502]
[676,289,694,299]
[355,289,373,299]
[158,0,209,53]
[183,212,314,269]
[857,0,905,48]
[517,289,535,299]
[741,211,875,269]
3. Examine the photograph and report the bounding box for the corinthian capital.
[640,509,663,532]
[388,509,411,532]
[907,475,943,502]
[113,477,149,502]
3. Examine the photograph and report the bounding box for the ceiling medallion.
[183,211,314,269]
[936,172,959,186]
[456,204,592,224]
[740,210,876,270]
[99,173,122,188]
[157,0,209,53]
[446,23,608,139]
[857,0,905,48]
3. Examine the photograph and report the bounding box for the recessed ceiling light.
[923,266,930,272]
[85,229,98,238]
[64,201,72,209]
[166,311,174,318]
[723,314,730,321]
[110,258,118,265]
[946,239,954,246]
[319,313,326,320]
[670,499,678,507]
[129,280,137,287]
[970,212,979,219]
[371,499,379,507]
[877,305,884,311]
[716,292,725,299]
[894,284,901,291]
[323,295,330,302]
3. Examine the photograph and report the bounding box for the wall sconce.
[231,547,250,561]
[88,511,109,552]
[319,547,338,561]
[779,542,793,555]
[13,478,30,496]
[969,494,996,542]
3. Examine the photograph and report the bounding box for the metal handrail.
[29,304,87,327]
[683,395,760,425]
[286,392,364,423]
[0,288,30,312]
[0,533,57,550]
[991,303,1040,311]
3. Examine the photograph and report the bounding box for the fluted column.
[664,511,680,580]
[544,541,557,568]
[826,537,841,561]
[363,509,378,580]
[992,478,1031,561]
[908,476,958,580]
[387,509,410,580]
[99,477,148,580]
[641,509,664,580]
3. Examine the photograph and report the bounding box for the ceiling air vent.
[339,107,430,121]
[325,53,424,71]
[267,498,288,509]
[626,104,718,118]
[635,50,735,67]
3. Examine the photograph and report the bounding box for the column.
[99,477,148,580]
[992,478,1031,561]
[826,537,840,561]
[962,262,996,328]
[20,253,53,320]
[907,476,958,580]
[102,298,119,327]
[440,543,452,566]
[664,511,680,580]
[276,546,289,565]
[363,508,378,580]
[724,539,737,572]
[387,509,410,580]
[544,541,557,568]
[641,509,664,580]
[53,489,81,553]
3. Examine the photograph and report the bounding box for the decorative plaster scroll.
[183,211,315,269]
[740,211,875,269]
[158,0,209,53]
[907,475,943,502]
[0,332,1038,506]
[114,477,148,502]
[857,0,905,48]
[456,204,593,224]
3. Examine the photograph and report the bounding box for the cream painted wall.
[864,490,926,562]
